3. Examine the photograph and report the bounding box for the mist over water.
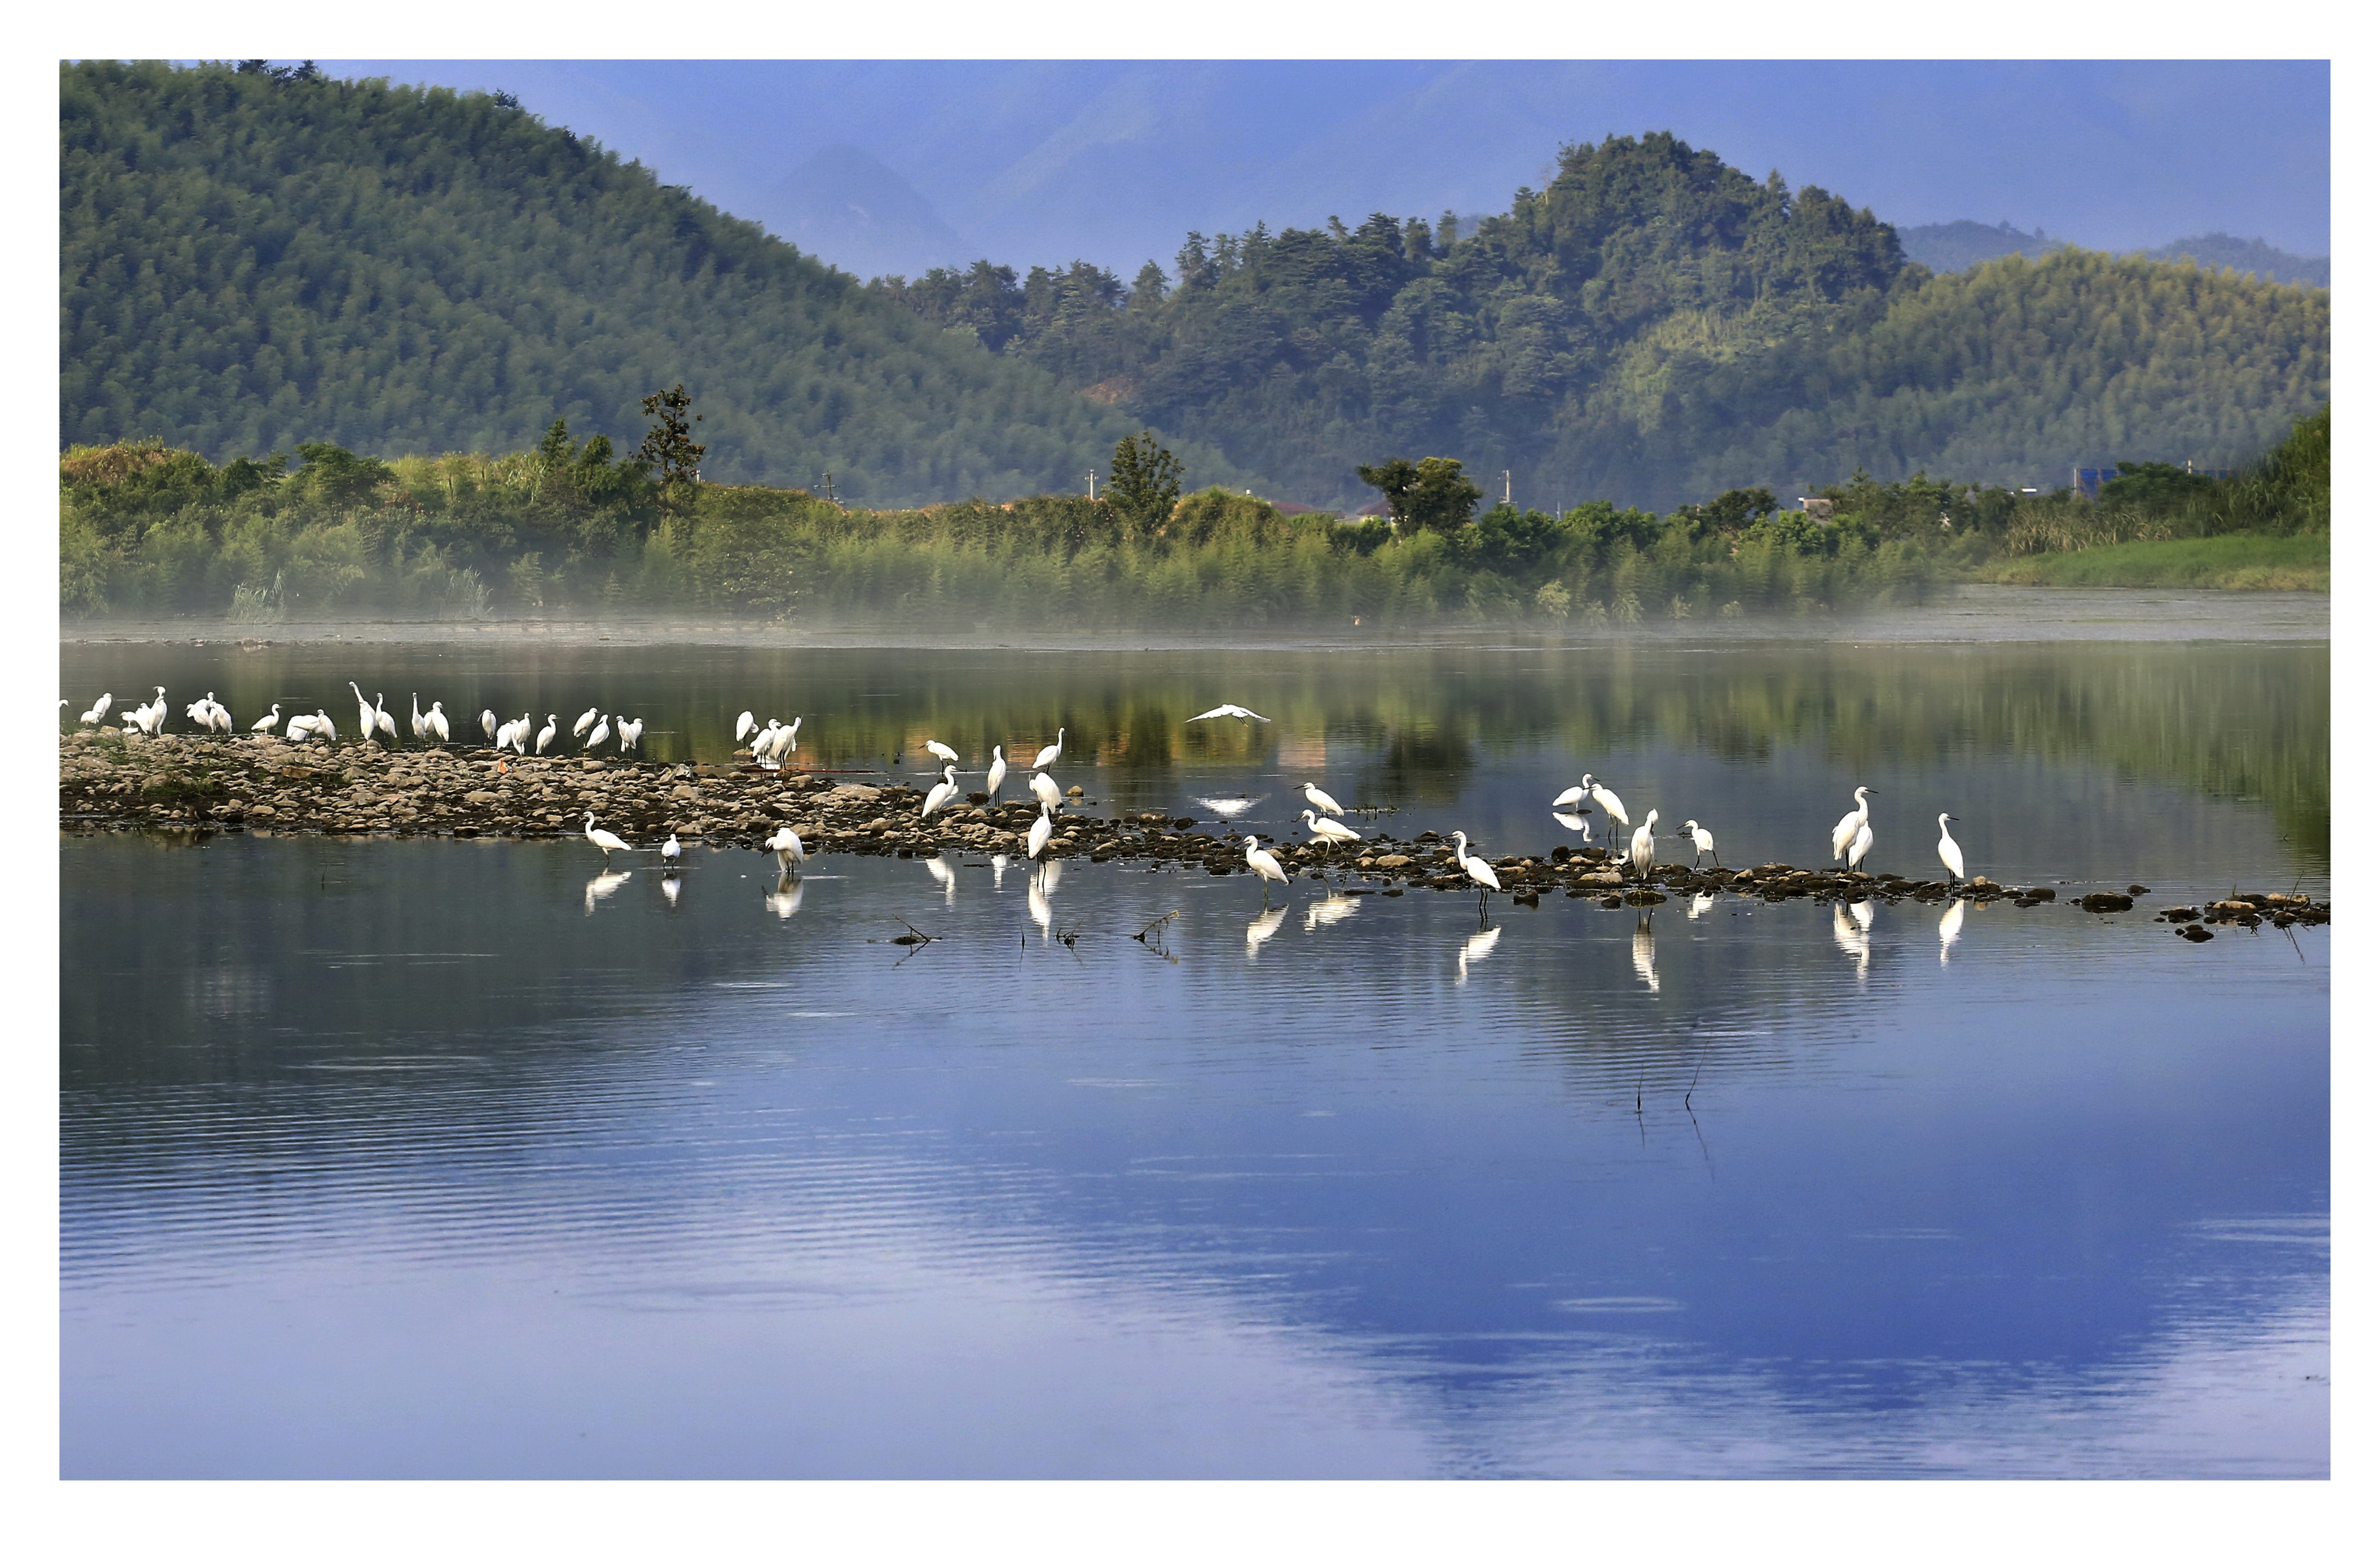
[59,619,2327,1477]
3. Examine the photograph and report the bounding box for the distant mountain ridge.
[1900,219,2328,288]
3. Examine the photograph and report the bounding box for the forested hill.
[59,61,1260,506]
[871,134,2329,511]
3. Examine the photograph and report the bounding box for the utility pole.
[1504,469,1512,506]
[1087,470,1098,500]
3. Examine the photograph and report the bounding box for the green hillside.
[872,135,2329,511]
[59,60,1258,506]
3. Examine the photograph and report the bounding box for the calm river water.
[59,617,2328,1477]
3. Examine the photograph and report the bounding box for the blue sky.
[311,60,2329,281]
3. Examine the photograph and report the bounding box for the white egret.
[284,711,316,741]
[493,715,516,751]
[424,701,449,744]
[1831,786,1877,864]
[79,693,112,726]
[1458,924,1502,985]
[1302,781,1345,816]
[409,694,426,741]
[1552,772,1591,809]
[617,716,644,753]
[1936,813,1965,882]
[1188,704,1271,723]
[1676,818,1717,868]
[311,709,338,744]
[661,832,681,869]
[925,739,959,765]
[573,705,600,739]
[1449,830,1503,916]
[765,825,806,873]
[1629,809,1661,880]
[512,713,531,755]
[481,708,497,744]
[535,715,559,755]
[251,701,282,734]
[775,716,801,763]
[1586,775,1630,842]
[734,710,756,744]
[348,682,374,742]
[750,719,780,765]
[1302,808,1360,847]
[372,695,397,746]
[1026,804,1053,861]
[1245,903,1289,958]
[1633,914,1661,992]
[1242,833,1291,905]
[921,764,960,817]
[582,810,632,863]
[1938,897,1966,964]
[1030,771,1063,811]
[1031,728,1065,770]
[1846,820,1874,873]
[586,714,611,752]
[985,745,1008,800]
[210,699,234,736]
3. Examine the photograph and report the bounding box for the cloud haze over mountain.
[314,59,2329,282]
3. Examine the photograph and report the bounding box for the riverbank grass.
[1972,533,2328,591]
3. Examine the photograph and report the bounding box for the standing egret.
[581,810,632,863]
[310,709,338,744]
[481,709,497,745]
[617,716,644,754]
[751,719,781,764]
[284,711,316,742]
[409,694,426,742]
[347,682,373,742]
[1302,808,1360,877]
[1026,803,1054,861]
[1029,771,1063,811]
[1586,776,1630,844]
[1676,818,1717,868]
[1241,834,1291,906]
[925,739,959,765]
[372,695,397,747]
[1031,728,1065,770]
[210,699,234,736]
[1936,813,1965,882]
[1629,809,1662,880]
[1832,786,1877,865]
[586,714,611,752]
[252,702,282,734]
[735,710,757,744]
[1187,705,1271,723]
[573,705,600,739]
[661,832,682,870]
[778,717,801,762]
[1552,772,1591,809]
[1449,830,1503,917]
[79,694,112,727]
[1302,781,1345,817]
[1847,819,1875,873]
[985,745,1008,801]
[921,764,960,816]
[493,715,516,752]
[424,701,450,744]
[535,715,559,755]
[766,825,806,873]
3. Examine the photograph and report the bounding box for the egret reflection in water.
[989,852,1009,890]
[925,853,955,906]
[1027,874,1053,941]
[661,874,682,910]
[1551,811,1590,836]
[764,875,804,919]
[1939,897,1967,963]
[1245,903,1289,958]
[1631,913,1658,992]
[1833,901,1873,981]
[1688,891,1718,920]
[1457,924,1500,984]
[583,869,631,913]
[1305,893,1360,932]
[1196,795,1260,818]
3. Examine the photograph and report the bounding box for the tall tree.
[1109,431,1184,530]
[636,383,706,510]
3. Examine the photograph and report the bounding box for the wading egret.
[1030,771,1063,811]
[661,832,681,869]
[425,702,449,744]
[985,745,1008,800]
[1449,831,1503,916]
[1832,786,1876,864]
[586,714,611,752]
[1587,776,1630,843]
[925,739,959,765]
[79,694,112,726]
[573,706,600,739]
[1302,808,1360,847]
[582,811,632,863]
[921,765,959,816]
[1026,804,1053,860]
[1676,818,1716,867]
[1032,729,1065,770]
[1847,820,1874,873]
[1188,705,1271,723]
[1936,814,1965,882]
[1302,781,1345,816]
[1552,772,1591,809]
[617,716,644,753]
[1242,834,1290,905]
[252,702,281,733]
[766,825,806,873]
[1629,809,1662,880]
[535,715,559,755]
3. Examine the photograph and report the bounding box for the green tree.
[1356,457,1420,526]
[1408,457,1481,533]
[636,383,706,510]
[1108,431,1184,531]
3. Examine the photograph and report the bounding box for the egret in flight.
[582,811,632,863]
[1302,781,1345,817]
[1188,705,1271,723]
[1832,786,1877,865]
[1031,729,1065,770]
[1936,813,1965,882]
[481,709,497,744]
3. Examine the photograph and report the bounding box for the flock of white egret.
[71,684,648,756]
[1550,774,1968,887]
